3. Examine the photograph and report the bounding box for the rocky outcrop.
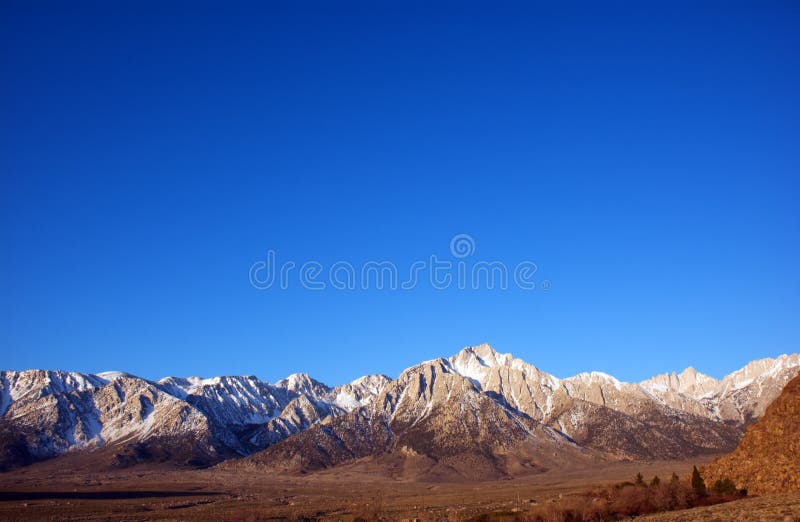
[703,374,800,494]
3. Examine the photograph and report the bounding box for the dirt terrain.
[2,453,798,521]
[638,493,800,521]
[0,455,728,521]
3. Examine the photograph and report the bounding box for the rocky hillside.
[242,358,592,480]
[0,369,389,470]
[239,345,797,477]
[703,373,800,495]
[1,344,798,474]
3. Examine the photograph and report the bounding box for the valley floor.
[0,455,796,521]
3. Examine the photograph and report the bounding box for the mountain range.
[1,344,798,478]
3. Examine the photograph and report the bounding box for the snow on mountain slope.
[0,369,389,468]
[374,357,573,456]
[641,366,719,398]
[441,345,748,460]
[0,371,217,464]
[5,370,107,400]
[640,353,800,422]
[330,374,391,410]
[1,345,798,471]
[275,373,329,398]
[166,375,288,426]
[724,354,800,385]
[243,357,590,479]
[446,344,800,426]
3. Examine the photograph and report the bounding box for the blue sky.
[1,2,798,385]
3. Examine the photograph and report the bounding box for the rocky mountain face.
[1,345,798,477]
[240,346,794,477]
[702,373,800,494]
[0,369,389,470]
[640,353,800,423]
[243,358,591,480]
[447,346,756,459]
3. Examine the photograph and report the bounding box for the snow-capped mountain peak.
[566,371,624,390]
[723,354,800,387]
[275,372,331,399]
[449,343,537,385]
[640,366,718,398]
[348,374,391,392]
[2,347,798,472]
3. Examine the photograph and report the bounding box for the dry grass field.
[638,493,800,521]
[1,454,779,521]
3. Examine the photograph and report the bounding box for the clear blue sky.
[1,2,798,385]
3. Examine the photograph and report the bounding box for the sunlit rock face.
[1,345,797,472]
[704,373,800,494]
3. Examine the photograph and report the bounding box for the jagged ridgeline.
[1,345,798,477]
